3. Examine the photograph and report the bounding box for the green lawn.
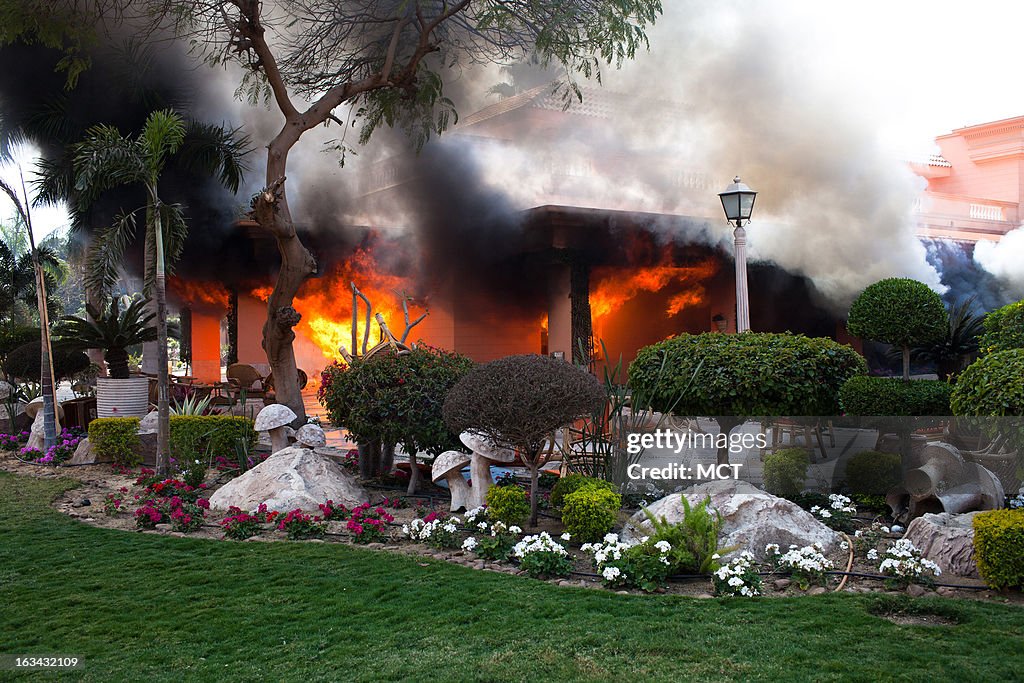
[1,472,1022,682]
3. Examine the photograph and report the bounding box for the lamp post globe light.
[718,176,757,333]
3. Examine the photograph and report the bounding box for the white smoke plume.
[974,228,1024,297]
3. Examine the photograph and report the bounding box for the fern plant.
[642,495,730,574]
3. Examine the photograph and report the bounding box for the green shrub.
[550,474,614,508]
[169,415,256,463]
[642,495,723,574]
[950,349,1024,453]
[973,509,1024,589]
[979,300,1024,355]
[847,278,948,380]
[485,485,529,527]
[562,486,621,542]
[629,332,866,416]
[840,376,952,416]
[4,340,91,381]
[89,417,141,466]
[845,450,902,496]
[763,448,810,498]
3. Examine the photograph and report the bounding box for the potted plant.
[56,298,157,418]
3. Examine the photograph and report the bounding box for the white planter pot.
[96,377,151,419]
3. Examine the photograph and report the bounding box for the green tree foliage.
[908,297,984,380]
[840,376,952,416]
[318,345,474,492]
[847,278,948,381]
[979,300,1024,356]
[0,224,64,325]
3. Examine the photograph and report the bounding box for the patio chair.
[226,363,269,404]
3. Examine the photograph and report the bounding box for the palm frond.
[72,124,146,199]
[178,120,252,193]
[86,208,141,296]
[0,178,28,225]
[141,110,186,176]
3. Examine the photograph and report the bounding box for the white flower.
[728,576,744,587]
[866,548,878,560]
[654,540,672,553]
[509,526,522,535]
[764,544,779,556]
[478,522,489,531]
[462,537,478,552]
[840,541,849,551]
[560,533,572,541]
[601,566,622,581]
[711,553,721,560]
[603,533,619,544]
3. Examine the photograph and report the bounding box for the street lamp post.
[718,176,757,333]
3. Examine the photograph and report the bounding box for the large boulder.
[138,410,159,434]
[903,512,980,579]
[209,446,368,513]
[622,479,841,558]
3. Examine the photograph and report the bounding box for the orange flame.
[590,256,718,323]
[251,248,419,363]
[170,277,230,311]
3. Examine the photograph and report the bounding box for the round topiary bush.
[844,450,902,496]
[562,485,621,542]
[4,340,91,382]
[762,448,810,498]
[973,509,1024,589]
[846,278,948,380]
[485,484,529,527]
[550,474,614,508]
[840,376,953,416]
[444,354,606,526]
[979,300,1024,356]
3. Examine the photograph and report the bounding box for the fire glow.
[590,256,719,323]
[252,248,415,362]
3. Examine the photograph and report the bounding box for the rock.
[773,578,792,590]
[903,512,981,579]
[808,586,827,595]
[138,410,159,434]
[937,587,956,597]
[907,583,927,597]
[73,498,91,507]
[68,438,112,465]
[622,480,841,558]
[208,446,368,514]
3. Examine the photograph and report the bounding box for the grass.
[1,472,1023,682]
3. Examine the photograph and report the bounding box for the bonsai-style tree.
[319,345,474,493]
[443,354,606,527]
[629,333,867,465]
[847,278,948,381]
[978,299,1024,356]
[133,0,663,424]
[56,298,156,379]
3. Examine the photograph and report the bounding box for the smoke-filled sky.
[1,0,1022,306]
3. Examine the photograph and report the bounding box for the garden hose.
[834,532,854,592]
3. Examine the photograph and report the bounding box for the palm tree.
[0,226,64,325]
[909,297,985,381]
[71,109,247,476]
[56,298,157,379]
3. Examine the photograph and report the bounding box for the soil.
[2,449,1021,605]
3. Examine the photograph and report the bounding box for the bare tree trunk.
[153,199,171,477]
[407,450,420,495]
[254,130,316,426]
[141,228,159,375]
[902,345,911,382]
[86,286,107,376]
[528,459,540,528]
[716,417,743,466]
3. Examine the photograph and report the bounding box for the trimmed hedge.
[169,415,257,462]
[550,474,614,508]
[979,300,1024,355]
[562,486,621,543]
[840,376,952,416]
[485,485,529,527]
[844,450,901,496]
[951,349,1024,418]
[88,417,141,466]
[762,448,809,498]
[973,509,1024,589]
[629,332,866,416]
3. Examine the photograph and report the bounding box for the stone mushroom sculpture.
[460,431,516,509]
[295,423,327,449]
[432,450,472,512]
[254,404,298,455]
